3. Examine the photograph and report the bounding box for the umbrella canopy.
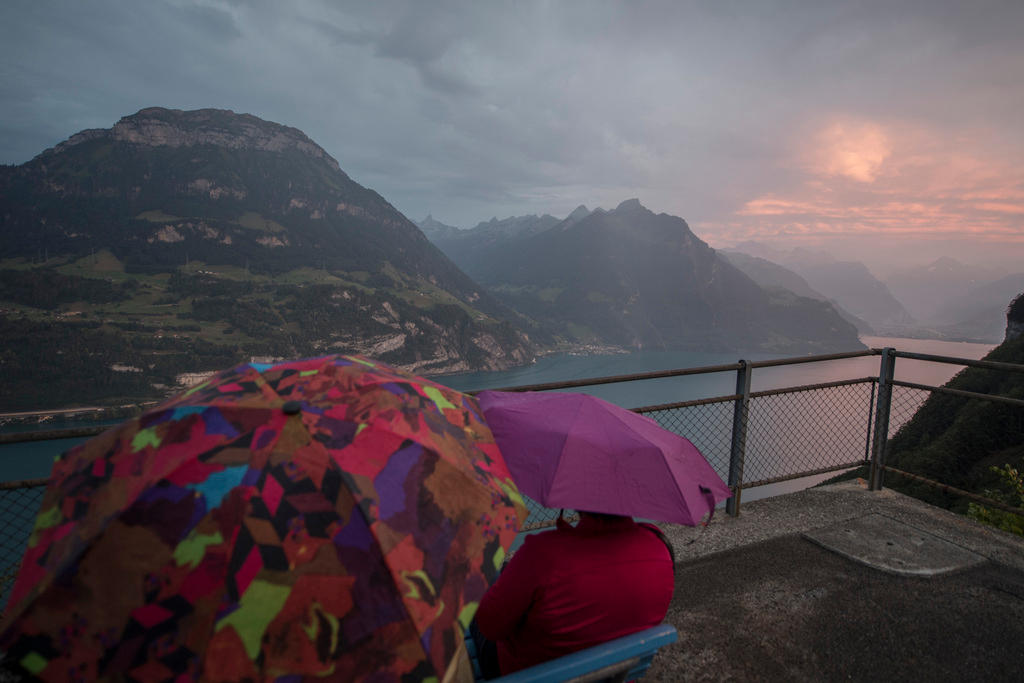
[1,355,526,681]
[476,390,731,526]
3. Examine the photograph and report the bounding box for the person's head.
[578,510,630,522]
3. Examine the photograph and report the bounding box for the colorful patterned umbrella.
[1,355,526,681]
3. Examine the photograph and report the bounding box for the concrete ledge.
[660,480,1024,573]
[802,512,987,576]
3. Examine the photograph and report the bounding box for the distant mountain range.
[418,212,563,271]
[921,273,1024,341]
[723,245,1023,343]
[718,251,874,334]
[731,242,913,331]
[421,200,863,353]
[0,107,533,409]
[881,258,1024,342]
[883,257,1009,322]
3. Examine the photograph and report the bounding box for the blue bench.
[464,623,678,682]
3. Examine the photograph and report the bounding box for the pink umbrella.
[476,390,732,525]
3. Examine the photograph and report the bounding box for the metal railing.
[3,346,1024,610]
[869,348,1024,519]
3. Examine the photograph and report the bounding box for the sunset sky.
[2,1,1022,271]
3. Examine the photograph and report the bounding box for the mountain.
[466,213,563,239]
[734,242,913,331]
[421,212,564,302]
[883,257,1010,322]
[562,204,593,228]
[0,107,533,410]
[416,214,463,241]
[431,199,863,353]
[924,273,1024,342]
[884,291,1024,515]
[720,250,874,334]
[420,212,563,270]
[719,251,822,300]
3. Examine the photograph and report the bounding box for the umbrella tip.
[282,400,302,415]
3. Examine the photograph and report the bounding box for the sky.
[2,0,1023,272]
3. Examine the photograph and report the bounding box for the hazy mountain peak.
[567,204,590,221]
[788,246,837,264]
[614,198,645,212]
[929,256,964,271]
[415,215,463,243]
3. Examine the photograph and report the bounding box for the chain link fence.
[743,380,875,485]
[1,480,46,612]
[641,399,735,482]
[4,348,1021,612]
[886,384,933,439]
[879,371,1024,525]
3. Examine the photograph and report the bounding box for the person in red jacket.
[473,511,675,677]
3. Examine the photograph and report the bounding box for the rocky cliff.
[48,108,342,171]
[1006,293,1024,341]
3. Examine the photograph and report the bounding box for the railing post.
[726,360,752,516]
[869,348,896,491]
[863,378,877,462]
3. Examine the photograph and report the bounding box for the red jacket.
[475,515,674,674]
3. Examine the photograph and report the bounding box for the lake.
[0,336,997,488]
[441,335,996,404]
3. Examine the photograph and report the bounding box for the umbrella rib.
[546,397,589,510]
[604,407,693,525]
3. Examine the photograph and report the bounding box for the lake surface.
[0,336,996,487]
[442,335,997,405]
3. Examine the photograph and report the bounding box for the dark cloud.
[1,0,1022,268]
[173,3,242,40]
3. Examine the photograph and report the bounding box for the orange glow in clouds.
[811,120,892,183]
[725,117,1024,247]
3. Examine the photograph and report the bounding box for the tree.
[968,462,1024,536]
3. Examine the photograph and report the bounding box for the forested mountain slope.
[885,294,1024,512]
[0,108,533,410]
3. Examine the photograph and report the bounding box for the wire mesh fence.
[880,379,1024,525]
[641,399,735,484]
[1,481,46,612]
[886,384,933,439]
[743,380,875,485]
[518,497,574,531]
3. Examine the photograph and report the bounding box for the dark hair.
[577,510,629,522]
